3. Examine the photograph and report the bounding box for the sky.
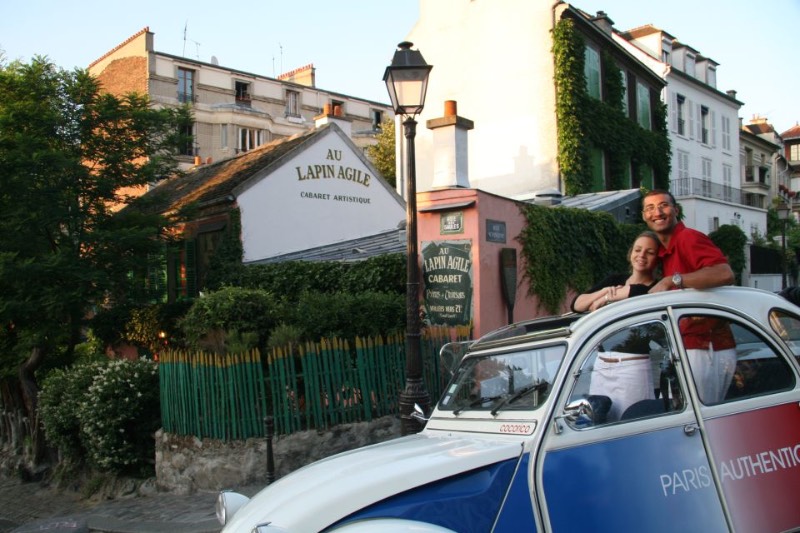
[1,0,797,133]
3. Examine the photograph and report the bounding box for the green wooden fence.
[159,327,471,440]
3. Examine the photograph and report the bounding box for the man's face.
[642,193,678,233]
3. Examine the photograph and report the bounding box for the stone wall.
[155,416,402,494]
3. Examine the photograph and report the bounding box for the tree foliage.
[0,57,188,459]
[365,118,396,188]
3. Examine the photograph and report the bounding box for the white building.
[612,25,764,239]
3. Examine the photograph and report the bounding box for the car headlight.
[216,490,251,525]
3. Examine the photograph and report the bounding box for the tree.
[0,57,189,462]
[366,118,396,188]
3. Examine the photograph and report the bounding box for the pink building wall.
[417,188,548,338]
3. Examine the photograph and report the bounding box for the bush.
[78,358,160,475]
[291,291,404,341]
[39,360,108,464]
[179,286,279,353]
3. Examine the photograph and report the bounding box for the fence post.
[264,416,276,484]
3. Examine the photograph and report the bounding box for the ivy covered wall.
[552,18,671,195]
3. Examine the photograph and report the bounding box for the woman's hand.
[588,285,625,311]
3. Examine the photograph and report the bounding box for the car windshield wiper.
[453,394,504,415]
[490,381,549,415]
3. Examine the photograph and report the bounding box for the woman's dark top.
[570,273,656,313]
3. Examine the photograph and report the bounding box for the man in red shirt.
[642,190,736,403]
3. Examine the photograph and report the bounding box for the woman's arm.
[571,275,626,312]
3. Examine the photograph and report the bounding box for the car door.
[674,307,800,533]
[535,312,729,533]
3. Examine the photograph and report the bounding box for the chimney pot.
[444,100,457,117]
[323,103,332,115]
[194,155,202,166]
[334,105,343,117]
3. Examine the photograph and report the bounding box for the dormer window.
[286,90,300,117]
[685,53,696,77]
[235,81,251,106]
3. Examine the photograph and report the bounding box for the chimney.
[314,103,352,137]
[591,11,615,35]
[726,89,737,99]
[426,100,474,189]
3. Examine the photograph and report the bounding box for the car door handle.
[683,423,698,436]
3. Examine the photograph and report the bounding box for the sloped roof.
[248,225,406,264]
[745,122,774,135]
[134,124,331,215]
[782,123,800,141]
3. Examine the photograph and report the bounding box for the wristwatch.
[672,272,683,289]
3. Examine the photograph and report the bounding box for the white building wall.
[614,32,762,238]
[236,130,405,262]
[405,0,560,197]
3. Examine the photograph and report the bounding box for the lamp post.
[778,202,791,289]
[384,42,432,435]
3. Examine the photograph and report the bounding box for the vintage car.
[216,286,800,532]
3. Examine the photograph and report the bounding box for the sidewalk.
[0,477,261,533]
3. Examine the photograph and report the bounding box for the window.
[620,70,629,117]
[745,148,754,181]
[178,67,195,104]
[700,105,710,144]
[565,321,679,427]
[179,121,195,156]
[237,127,263,153]
[662,50,671,64]
[220,124,228,150]
[438,345,565,414]
[679,315,794,405]
[372,109,384,130]
[235,81,251,105]
[676,94,686,136]
[790,144,800,162]
[590,147,605,191]
[701,157,712,196]
[721,115,731,151]
[286,90,300,116]
[636,82,651,130]
[723,164,732,202]
[685,53,696,77]
[675,150,690,196]
[584,45,601,100]
[707,66,716,88]
[769,309,800,362]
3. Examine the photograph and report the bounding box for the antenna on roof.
[182,20,188,57]
[279,43,283,74]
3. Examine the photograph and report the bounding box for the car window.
[438,345,565,414]
[679,314,795,405]
[564,320,681,429]
[769,309,800,362]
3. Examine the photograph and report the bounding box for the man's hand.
[648,277,674,293]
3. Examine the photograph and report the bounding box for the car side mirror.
[411,403,430,424]
[563,398,594,428]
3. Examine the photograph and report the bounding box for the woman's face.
[630,236,659,275]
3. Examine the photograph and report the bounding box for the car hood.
[222,431,523,532]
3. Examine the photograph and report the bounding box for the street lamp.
[384,42,432,435]
[777,202,791,289]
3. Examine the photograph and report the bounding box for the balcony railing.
[671,177,743,205]
[178,92,197,104]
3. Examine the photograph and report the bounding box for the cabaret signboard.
[421,240,473,326]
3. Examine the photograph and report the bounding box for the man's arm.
[649,263,734,293]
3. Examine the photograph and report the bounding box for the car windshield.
[438,344,566,414]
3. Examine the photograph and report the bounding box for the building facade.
[610,25,769,241]
[401,1,667,200]
[88,28,393,171]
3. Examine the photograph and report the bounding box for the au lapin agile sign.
[421,241,473,326]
